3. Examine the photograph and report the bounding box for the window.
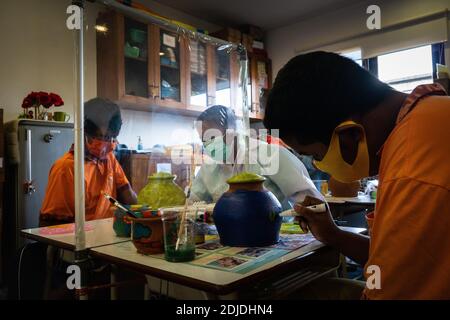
[341,49,362,66]
[377,45,433,93]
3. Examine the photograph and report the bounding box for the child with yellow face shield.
[264,51,450,299]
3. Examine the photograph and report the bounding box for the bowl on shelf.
[124,42,140,59]
[129,28,146,44]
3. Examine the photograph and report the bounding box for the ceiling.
[153,0,366,30]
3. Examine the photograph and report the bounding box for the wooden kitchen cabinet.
[97,11,190,115]
[152,25,188,109]
[248,53,272,121]
[96,10,268,120]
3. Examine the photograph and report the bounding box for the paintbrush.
[279,203,327,217]
[103,192,139,219]
[175,149,195,251]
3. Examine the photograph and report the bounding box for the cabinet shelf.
[160,62,179,70]
[191,70,207,77]
[125,55,147,62]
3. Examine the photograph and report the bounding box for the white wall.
[119,110,199,149]
[0,0,99,122]
[0,0,219,148]
[267,0,450,76]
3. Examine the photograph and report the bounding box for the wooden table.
[90,227,365,299]
[20,218,130,250]
[21,220,365,299]
[325,195,375,229]
[325,194,375,205]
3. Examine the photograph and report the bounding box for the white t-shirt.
[190,137,323,209]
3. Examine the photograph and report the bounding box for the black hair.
[263,51,393,145]
[84,98,122,137]
[197,105,237,131]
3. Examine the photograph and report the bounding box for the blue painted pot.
[213,179,282,247]
[112,208,132,237]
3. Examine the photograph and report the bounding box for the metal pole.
[237,46,250,170]
[98,0,238,50]
[74,0,86,253]
[73,0,89,300]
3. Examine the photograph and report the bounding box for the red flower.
[49,93,64,107]
[27,92,40,106]
[21,91,64,111]
[22,97,33,109]
[38,91,52,108]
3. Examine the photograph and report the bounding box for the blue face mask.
[204,136,231,163]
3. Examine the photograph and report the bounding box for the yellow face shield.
[313,121,369,183]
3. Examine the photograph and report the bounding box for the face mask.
[204,136,231,163]
[313,121,369,183]
[86,138,117,160]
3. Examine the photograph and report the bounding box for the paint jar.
[313,180,329,196]
[161,210,196,262]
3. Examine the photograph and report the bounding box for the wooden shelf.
[160,62,179,70]
[191,70,207,77]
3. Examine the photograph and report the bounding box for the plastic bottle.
[137,136,143,150]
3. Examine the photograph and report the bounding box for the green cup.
[53,111,70,122]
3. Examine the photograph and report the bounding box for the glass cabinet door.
[215,49,232,107]
[124,17,149,98]
[236,59,252,116]
[189,40,208,108]
[159,29,181,102]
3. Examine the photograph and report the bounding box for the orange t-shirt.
[40,150,130,222]
[363,84,450,299]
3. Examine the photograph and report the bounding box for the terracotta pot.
[130,216,164,254]
[328,177,361,197]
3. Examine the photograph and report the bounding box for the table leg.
[144,284,150,300]
[74,250,90,300]
[110,264,118,300]
[43,245,56,300]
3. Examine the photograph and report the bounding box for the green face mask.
[204,136,231,163]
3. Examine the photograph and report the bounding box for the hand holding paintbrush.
[292,196,339,243]
[103,192,139,219]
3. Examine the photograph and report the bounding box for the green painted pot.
[137,172,186,209]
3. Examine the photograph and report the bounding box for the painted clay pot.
[329,177,361,197]
[131,216,164,254]
[112,208,132,237]
[213,172,282,247]
[137,172,186,209]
